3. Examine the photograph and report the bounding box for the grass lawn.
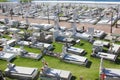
[0,40,120,80]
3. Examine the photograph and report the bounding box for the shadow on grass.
[10,57,17,63]
[53,45,55,47]
[50,47,55,51]
[82,52,87,56]
[102,49,108,53]
[115,58,120,64]
[50,45,55,51]
[86,61,92,68]
[37,55,44,61]
[101,34,107,39]
[95,78,99,80]
[71,76,76,80]
[80,43,84,46]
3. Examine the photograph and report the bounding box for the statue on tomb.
[62,45,67,54]
[31,35,37,45]
[41,58,49,74]
[39,31,45,42]
[3,40,9,51]
[7,63,15,69]
[109,42,113,54]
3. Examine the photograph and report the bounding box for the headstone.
[31,35,36,44]
[62,45,67,54]
[99,58,104,74]
[40,32,45,41]
[88,27,94,35]
[4,18,9,24]
[109,42,113,54]
[3,40,9,51]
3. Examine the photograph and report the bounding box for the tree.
[47,5,50,24]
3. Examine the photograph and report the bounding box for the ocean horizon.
[8,0,120,2]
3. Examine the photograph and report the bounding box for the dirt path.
[0,15,120,34]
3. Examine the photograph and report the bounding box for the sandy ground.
[0,15,120,34]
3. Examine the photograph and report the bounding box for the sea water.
[8,0,120,2]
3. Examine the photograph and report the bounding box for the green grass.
[0,33,11,40]
[0,40,120,80]
[15,45,41,53]
[52,42,63,53]
[59,13,64,17]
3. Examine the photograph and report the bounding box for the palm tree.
[110,11,113,34]
[10,8,13,20]
[0,0,7,13]
[47,5,50,24]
